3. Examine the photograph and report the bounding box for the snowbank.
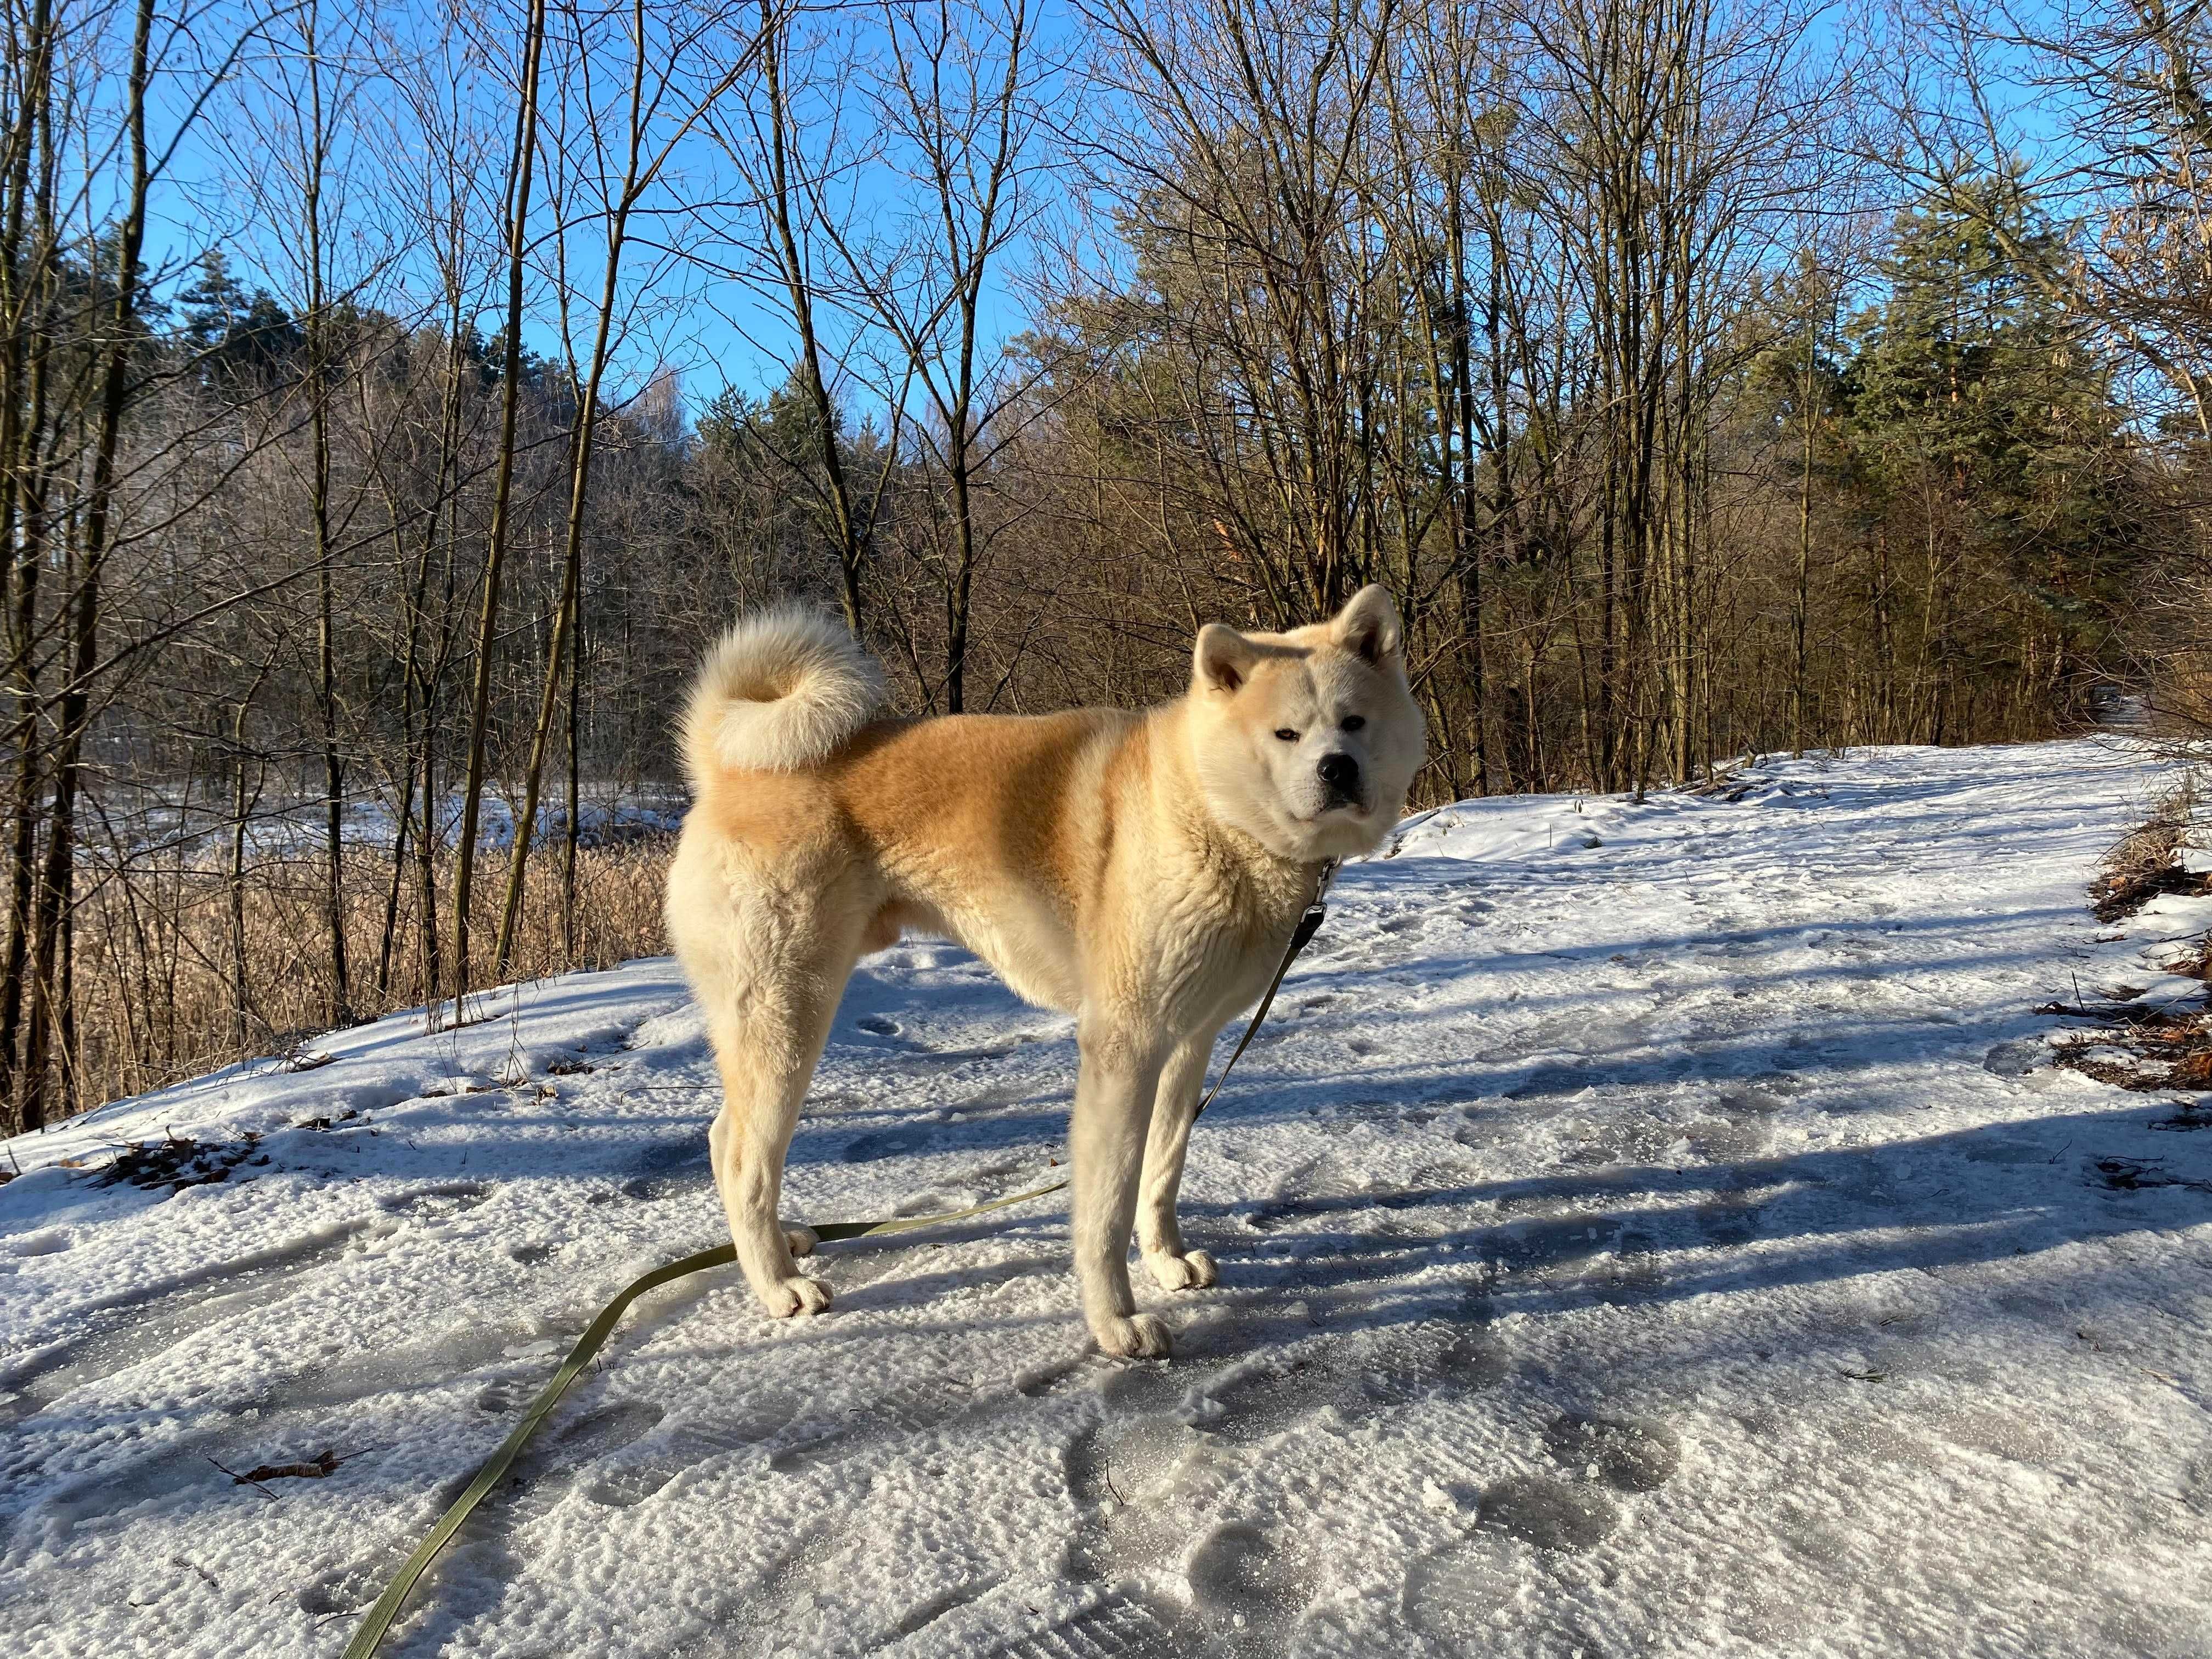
[4,738,2209,1657]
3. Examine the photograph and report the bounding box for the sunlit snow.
[5,738,2210,1657]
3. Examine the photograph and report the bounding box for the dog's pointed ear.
[1333,585,1403,665]
[1195,623,1258,693]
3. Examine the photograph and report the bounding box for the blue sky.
[133,0,2099,427]
[134,0,1077,426]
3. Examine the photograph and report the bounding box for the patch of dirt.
[98,1132,266,1191]
[291,1107,367,1131]
[2152,1102,2212,1131]
[2091,1155,2212,1194]
[2049,782,2212,1086]
[2044,998,2212,1093]
[2158,947,2212,983]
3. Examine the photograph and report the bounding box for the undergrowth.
[2091,776,2208,922]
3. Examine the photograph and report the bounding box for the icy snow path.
[6,740,2212,1658]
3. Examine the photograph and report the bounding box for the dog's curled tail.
[681,605,885,781]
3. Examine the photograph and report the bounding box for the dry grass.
[2046,773,2212,1097]
[2091,776,2208,922]
[2047,1002,2212,1090]
[60,837,674,1120]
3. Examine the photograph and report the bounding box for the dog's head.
[1186,585,1427,862]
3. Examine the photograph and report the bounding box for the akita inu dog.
[664,588,1425,1357]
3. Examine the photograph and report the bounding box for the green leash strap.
[339,1240,732,1659]
[805,1174,1069,1243]
[340,1176,1068,1659]
[345,857,1340,1657]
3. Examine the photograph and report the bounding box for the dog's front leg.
[1071,1017,1170,1358]
[1137,1030,1220,1293]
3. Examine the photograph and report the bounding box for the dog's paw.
[1093,1312,1172,1359]
[782,1224,819,1259]
[760,1275,833,1318]
[1143,1249,1218,1291]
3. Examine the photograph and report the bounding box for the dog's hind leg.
[702,909,862,1321]
[1136,1029,1220,1293]
[1070,1018,1171,1357]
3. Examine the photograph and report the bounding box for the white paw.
[782,1224,819,1259]
[1144,1249,1218,1291]
[1093,1312,1172,1359]
[760,1275,832,1318]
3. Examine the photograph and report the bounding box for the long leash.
[342,857,1340,1659]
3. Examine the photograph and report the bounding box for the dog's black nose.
[1317,753,1360,794]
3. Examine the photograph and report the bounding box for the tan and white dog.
[664,588,1425,1357]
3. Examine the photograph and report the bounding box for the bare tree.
[492,0,757,977]
[827,0,1051,711]
[449,0,548,1019]
[705,0,889,637]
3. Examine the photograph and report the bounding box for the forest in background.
[2,0,2209,1129]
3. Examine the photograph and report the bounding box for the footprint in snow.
[842,1121,945,1163]
[417,1397,672,1550]
[298,1399,664,1614]
[1504,1065,1593,1102]
[1184,1315,1508,1444]
[1400,1409,1679,1634]
[1694,1194,1763,1246]
[587,1370,974,1507]
[1351,1328,1513,1406]
[1478,1472,1618,1550]
[0,1187,491,1427]
[583,1395,796,1506]
[980,1590,1186,1658]
[620,1137,708,1200]
[1982,1037,2047,1079]
[1185,1519,1317,1630]
[1401,1532,1529,1644]
[1542,1413,1681,1491]
[1683,1115,1773,1161]
[300,1540,417,1617]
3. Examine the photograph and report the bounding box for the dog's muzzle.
[1317,752,1364,811]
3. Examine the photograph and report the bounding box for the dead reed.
[58,837,674,1119]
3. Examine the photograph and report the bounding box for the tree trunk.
[449,0,548,1017]
[21,0,151,1129]
[303,10,349,1024]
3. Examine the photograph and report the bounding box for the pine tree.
[1844,171,2140,730]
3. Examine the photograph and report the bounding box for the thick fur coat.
[665,588,1426,1356]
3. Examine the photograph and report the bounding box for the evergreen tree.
[1843,171,2141,726]
[1857,174,2107,492]
[176,250,303,386]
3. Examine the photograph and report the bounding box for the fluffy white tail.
[680,605,885,781]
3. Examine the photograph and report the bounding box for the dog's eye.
[1273,728,1299,742]
[1341,715,1365,732]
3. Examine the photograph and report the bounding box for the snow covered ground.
[5,737,2211,1658]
